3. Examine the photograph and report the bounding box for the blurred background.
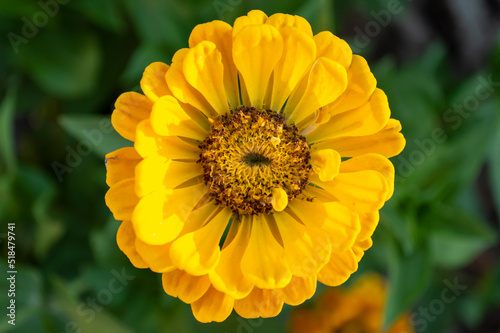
[1,0,499,332]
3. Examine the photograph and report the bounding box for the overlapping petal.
[132,183,206,245]
[189,20,239,108]
[191,285,234,323]
[170,207,232,275]
[285,57,348,125]
[306,88,391,143]
[162,269,211,304]
[312,118,405,158]
[116,220,148,268]
[233,287,284,318]
[317,248,358,287]
[270,26,316,112]
[209,219,254,299]
[111,92,152,141]
[134,119,200,160]
[233,24,283,108]
[241,215,292,289]
[266,13,313,36]
[276,275,317,306]
[183,41,229,115]
[140,62,172,102]
[105,178,139,221]
[105,147,141,186]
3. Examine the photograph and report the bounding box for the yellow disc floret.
[198,107,311,215]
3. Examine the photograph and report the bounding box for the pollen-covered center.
[198,107,311,215]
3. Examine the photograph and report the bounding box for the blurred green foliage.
[0,0,499,332]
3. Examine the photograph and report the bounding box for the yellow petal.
[314,170,389,213]
[312,118,406,158]
[181,201,221,234]
[340,153,395,200]
[134,202,218,272]
[232,9,268,37]
[111,92,152,141]
[162,270,211,304]
[314,108,332,125]
[135,156,169,197]
[116,221,148,268]
[183,41,229,115]
[166,48,216,117]
[233,287,283,318]
[233,24,283,108]
[132,183,206,245]
[135,157,202,197]
[189,21,239,108]
[134,239,175,272]
[275,275,317,306]
[271,187,288,212]
[265,13,313,36]
[134,119,200,159]
[238,72,250,106]
[287,200,360,252]
[286,57,348,125]
[170,207,232,275]
[105,178,139,221]
[317,248,358,287]
[209,219,254,300]
[270,26,316,112]
[132,190,183,245]
[306,88,391,143]
[191,285,234,323]
[353,238,373,261]
[326,55,377,115]
[105,147,141,187]
[241,215,292,289]
[140,62,172,102]
[150,95,208,141]
[310,149,341,182]
[356,211,379,242]
[274,211,331,277]
[313,31,352,68]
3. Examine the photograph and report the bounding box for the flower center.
[198,106,311,215]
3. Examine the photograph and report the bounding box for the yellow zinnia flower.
[105,10,405,323]
[290,274,414,333]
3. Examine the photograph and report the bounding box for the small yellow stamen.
[271,188,288,212]
[311,149,341,182]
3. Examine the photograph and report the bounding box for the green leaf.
[457,294,486,329]
[396,99,498,202]
[58,114,131,158]
[90,217,123,266]
[16,32,101,99]
[50,277,134,333]
[124,0,188,49]
[489,116,500,225]
[32,183,64,260]
[374,53,444,147]
[382,227,432,329]
[380,202,417,255]
[121,42,172,86]
[0,0,40,17]
[296,0,333,33]
[427,205,496,269]
[0,76,18,175]
[70,0,125,32]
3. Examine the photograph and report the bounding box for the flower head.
[290,274,414,333]
[105,10,405,323]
